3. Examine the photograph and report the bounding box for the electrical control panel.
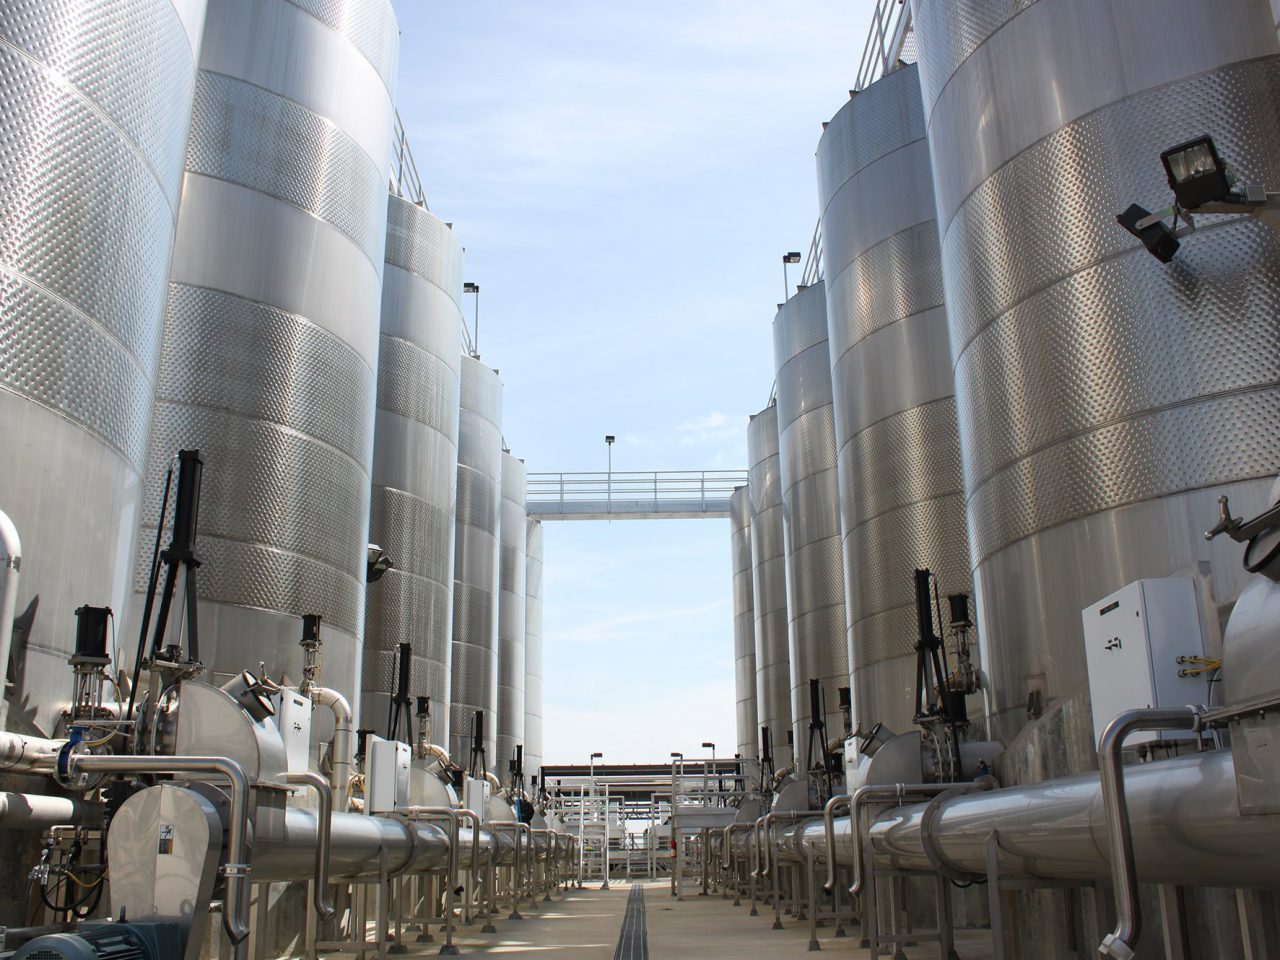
[273,688,312,774]
[366,736,410,814]
[1081,577,1208,746]
[463,777,491,823]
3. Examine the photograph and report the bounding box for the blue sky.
[390,1,873,764]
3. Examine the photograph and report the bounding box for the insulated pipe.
[0,732,64,776]
[67,755,251,953]
[1097,707,1201,960]
[0,792,101,828]
[848,785,956,898]
[309,686,354,802]
[0,510,19,730]
[859,750,1280,889]
[283,772,336,921]
[253,809,450,881]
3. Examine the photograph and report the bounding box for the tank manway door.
[1082,577,1207,746]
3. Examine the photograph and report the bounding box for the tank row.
[0,0,544,785]
[727,0,1280,956]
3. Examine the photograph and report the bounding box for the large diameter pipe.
[0,732,64,776]
[0,791,101,829]
[862,750,1279,890]
[252,808,449,882]
[0,510,19,731]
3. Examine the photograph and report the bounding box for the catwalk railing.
[527,470,748,520]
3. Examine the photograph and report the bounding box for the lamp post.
[590,751,603,887]
[702,741,718,801]
[782,252,801,301]
[604,436,615,519]
[670,751,683,899]
[463,282,480,356]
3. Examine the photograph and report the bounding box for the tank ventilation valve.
[1205,495,1280,580]
[221,670,277,723]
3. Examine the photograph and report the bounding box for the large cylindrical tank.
[495,452,527,774]
[524,518,545,777]
[773,283,850,765]
[449,357,503,769]
[135,0,398,709]
[0,0,206,734]
[729,487,759,760]
[816,64,970,736]
[361,198,463,739]
[747,404,793,769]
[912,0,1280,770]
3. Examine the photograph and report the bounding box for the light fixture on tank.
[1118,133,1280,259]
[1161,135,1232,210]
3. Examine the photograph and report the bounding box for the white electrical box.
[274,689,313,774]
[1081,577,1207,746]
[463,777,491,823]
[366,736,410,814]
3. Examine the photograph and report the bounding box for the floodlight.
[782,252,801,264]
[1161,135,1231,209]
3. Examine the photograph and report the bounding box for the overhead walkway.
[527,471,747,521]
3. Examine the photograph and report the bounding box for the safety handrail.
[855,0,914,92]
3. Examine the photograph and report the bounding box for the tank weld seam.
[934,53,1280,242]
[964,378,1280,494]
[0,32,188,217]
[278,0,398,95]
[818,135,928,223]
[148,396,373,475]
[180,167,386,279]
[136,526,368,583]
[191,69,390,201]
[166,281,377,377]
[918,0,1048,124]
[0,264,154,381]
[846,487,965,536]
[949,215,1251,363]
[839,390,956,444]
[825,213,938,298]
[0,382,139,474]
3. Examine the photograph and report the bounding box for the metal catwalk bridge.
[527,470,747,520]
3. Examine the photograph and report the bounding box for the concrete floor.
[328,881,996,958]
[645,881,994,959]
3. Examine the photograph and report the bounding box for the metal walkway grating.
[613,884,649,960]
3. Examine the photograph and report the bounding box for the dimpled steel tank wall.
[729,486,759,760]
[748,404,793,768]
[0,0,206,734]
[135,0,399,709]
[524,517,545,776]
[817,64,971,737]
[496,452,527,773]
[772,284,850,762]
[361,197,463,739]
[911,0,1280,772]
[450,356,503,769]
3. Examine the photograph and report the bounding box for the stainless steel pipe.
[67,755,252,954]
[826,751,1280,890]
[253,808,449,882]
[0,791,101,828]
[283,771,336,921]
[1097,708,1201,960]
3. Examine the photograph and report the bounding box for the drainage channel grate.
[613,884,649,960]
